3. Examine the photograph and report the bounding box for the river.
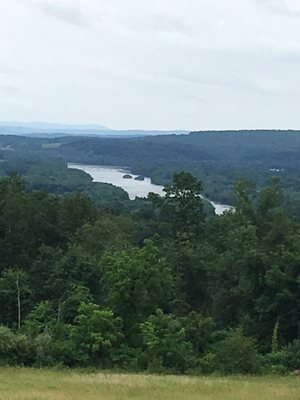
[68,163,233,215]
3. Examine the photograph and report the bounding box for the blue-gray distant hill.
[0,122,188,138]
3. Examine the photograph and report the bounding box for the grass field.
[0,368,299,400]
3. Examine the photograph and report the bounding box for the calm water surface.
[68,163,232,215]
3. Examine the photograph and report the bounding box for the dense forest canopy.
[0,167,299,373]
[0,131,299,373]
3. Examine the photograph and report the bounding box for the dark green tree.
[101,240,174,340]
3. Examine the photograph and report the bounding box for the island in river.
[68,163,233,215]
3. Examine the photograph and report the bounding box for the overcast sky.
[1,0,300,130]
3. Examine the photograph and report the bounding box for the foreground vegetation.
[0,368,299,400]
[0,171,299,374]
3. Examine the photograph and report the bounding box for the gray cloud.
[27,0,88,26]
[0,66,21,76]
[0,85,21,93]
[1,0,300,130]
[124,13,192,35]
[254,0,300,17]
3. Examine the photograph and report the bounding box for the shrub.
[264,340,300,373]
[140,309,193,373]
[282,340,300,370]
[68,302,123,366]
[201,328,262,374]
[23,301,56,336]
[0,326,18,365]
[34,332,56,367]
[14,333,34,365]
[263,352,288,374]
[0,326,33,366]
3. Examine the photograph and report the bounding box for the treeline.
[1,131,300,218]
[0,150,215,216]
[0,172,299,374]
[0,153,130,210]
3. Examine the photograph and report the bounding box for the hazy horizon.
[1,120,300,132]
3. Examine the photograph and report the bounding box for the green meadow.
[0,368,299,400]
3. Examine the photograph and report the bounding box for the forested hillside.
[0,130,299,217]
[0,172,299,373]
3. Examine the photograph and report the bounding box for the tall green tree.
[101,240,174,340]
[152,172,205,241]
[0,268,30,329]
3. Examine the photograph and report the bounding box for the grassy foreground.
[0,368,299,400]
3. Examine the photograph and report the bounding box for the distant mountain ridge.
[0,122,189,138]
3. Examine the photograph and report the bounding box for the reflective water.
[68,163,233,215]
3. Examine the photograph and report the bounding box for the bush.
[0,326,18,365]
[23,301,56,337]
[263,340,300,373]
[0,326,34,366]
[200,328,262,374]
[68,302,123,366]
[14,333,34,365]
[140,309,193,373]
[282,340,300,370]
[34,332,56,367]
[182,312,216,355]
[263,352,288,374]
